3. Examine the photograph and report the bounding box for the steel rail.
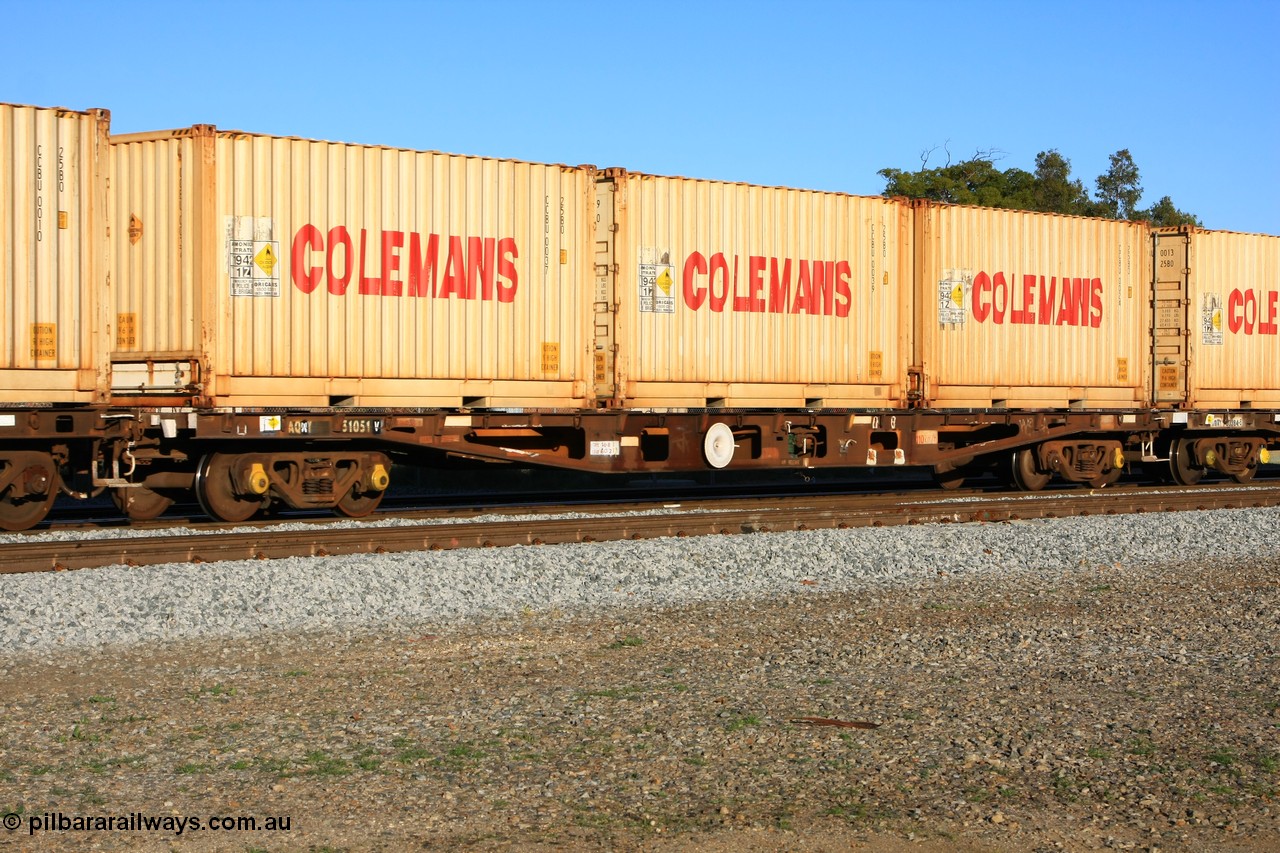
[3,483,1279,574]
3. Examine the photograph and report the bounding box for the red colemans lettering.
[681,252,852,317]
[291,225,519,302]
[1226,288,1280,335]
[970,272,1103,328]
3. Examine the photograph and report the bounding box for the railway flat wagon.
[107,126,595,408]
[912,201,1151,409]
[0,102,110,403]
[593,169,913,410]
[906,201,1155,489]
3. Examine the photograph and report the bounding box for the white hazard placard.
[1201,294,1223,345]
[938,269,970,325]
[227,216,281,297]
[638,247,676,314]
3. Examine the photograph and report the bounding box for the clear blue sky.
[6,0,1277,234]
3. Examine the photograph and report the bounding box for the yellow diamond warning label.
[938,270,970,324]
[227,216,280,297]
[655,267,673,295]
[255,243,278,277]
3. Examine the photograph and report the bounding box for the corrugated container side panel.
[613,173,908,401]
[327,143,350,377]
[1,109,14,366]
[915,203,1149,404]
[0,110,9,365]
[5,108,33,368]
[110,133,200,357]
[198,134,589,389]
[1186,229,1280,404]
[7,107,35,366]
[391,148,413,378]
[49,112,72,364]
[1,104,105,393]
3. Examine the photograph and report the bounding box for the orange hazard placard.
[30,324,56,360]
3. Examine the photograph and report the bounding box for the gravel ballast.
[2,507,1279,653]
[1,508,1277,851]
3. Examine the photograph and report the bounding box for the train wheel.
[111,486,174,521]
[1007,448,1050,491]
[934,467,966,490]
[0,455,59,531]
[334,486,384,518]
[1168,439,1204,486]
[194,453,264,523]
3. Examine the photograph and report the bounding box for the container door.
[1151,229,1190,406]
[592,179,617,403]
[109,127,212,401]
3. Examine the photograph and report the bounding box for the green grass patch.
[255,757,293,776]
[576,686,644,700]
[1127,737,1156,757]
[397,747,432,764]
[826,802,869,821]
[1206,749,1237,768]
[304,750,350,777]
[187,684,237,699]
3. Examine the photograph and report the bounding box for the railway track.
[5,481,1280,574]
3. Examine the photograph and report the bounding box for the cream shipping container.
[595,169,913,409]
[0,102,109,403]
[1152,226,1280,409]
[108,125,594,408]
[912,201,1151,408]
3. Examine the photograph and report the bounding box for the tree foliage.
[1032,150,1090,215]
[1094,149,1142,219]
[880,146,1202,226]
[1142,195,1201,227]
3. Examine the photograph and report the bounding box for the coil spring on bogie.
[303,479,335,495]
[1076,457,1101,475]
